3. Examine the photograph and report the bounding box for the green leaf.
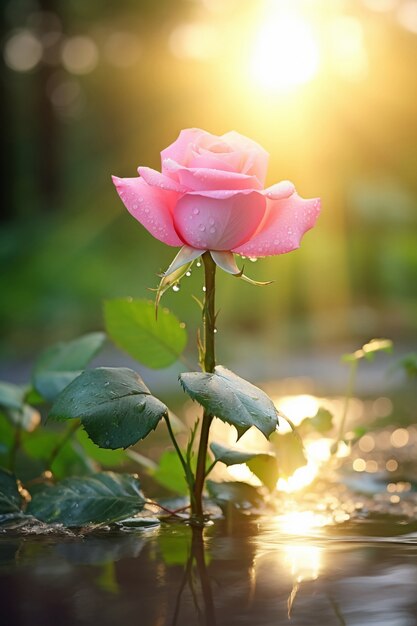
[206,480,264,510]
[20,428,96,479]
[246,454,278,493]
[49,367,168,450]
[27,472,146,527]
[50,441,97,479]
[23,386,45,406]
[32,332,106,402]
[152,450,189,496]
[209,442,259,466]
[0,382,40,433]
[301,408,334,434]
[210,441,279,490]
[180,366,278,439]
[1,404,41,432]
[0,469,23,515]
[342,338,393,363]
[76,429,128,466]
[0,382,24,411]
[397,353,417,379]
[270,431,307,478]
[362,338,393,361]
[21,429,61,460]
[104,298,187,369]
[0,415,14,462]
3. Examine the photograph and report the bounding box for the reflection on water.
[282,544,322,583]
[2,390,417,624]
[3,513,417,626]
[271,511,332,536]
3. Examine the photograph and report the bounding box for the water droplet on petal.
[199,224,206,232]
[209,227,216,234]
[193,208,200,215]
[208,217,215,226]
[139,197,144,202]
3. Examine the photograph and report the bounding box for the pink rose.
[112,128,320,275]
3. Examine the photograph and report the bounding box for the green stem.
[191,252,216,524]
[9,423,22,473]
[204,460,217,479]
[145,500,189,518]
[47,421,80,470]
[191,528,217,625]
[164,414,195,498]
[337,360,358,446]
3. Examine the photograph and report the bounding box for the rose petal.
[162,159,261,191]
[160,128,210,168]
[188,149,243,172]
[173,190,266,251]
[138,167,188,193]
[263,180,295,199]
[112,175,184,247]
[233,193,320,257]
[221,131,269,186]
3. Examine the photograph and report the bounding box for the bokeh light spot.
[104,32,142,68]
[391,428,409,448]
[386,459,399,472]
[4,30,43,72]
[353,458,366,472]
[61,36,98,74]
[358,434,375,452]
[397,1,417,34]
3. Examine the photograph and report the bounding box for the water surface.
[2,511,417,626]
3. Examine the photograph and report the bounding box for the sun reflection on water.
[254,517,325,617]
[274,510,331,536]
[283,544,322,582]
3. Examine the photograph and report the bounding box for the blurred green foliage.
[1,0,417,366]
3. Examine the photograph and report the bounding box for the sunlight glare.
[277,394,320,427]
[249,3,320,93]
[276,510,331,535]
[283,544,322,582]
[277,438,332,493]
